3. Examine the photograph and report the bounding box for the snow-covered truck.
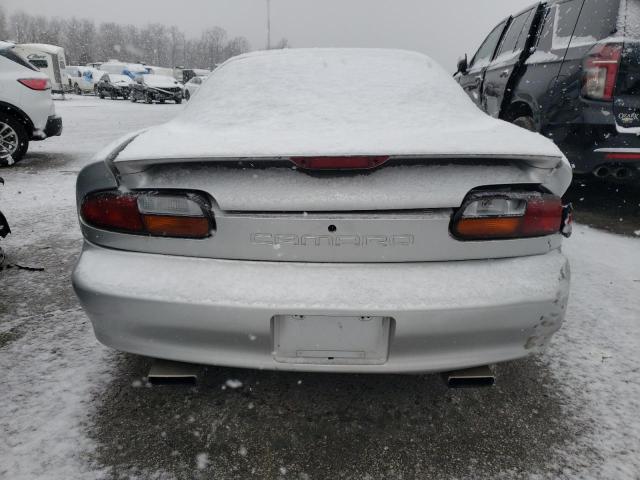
[99,60,147,79]
[13,43,69,94]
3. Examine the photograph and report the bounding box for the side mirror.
[456,55,468,75]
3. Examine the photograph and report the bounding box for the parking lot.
[1,96,640,479]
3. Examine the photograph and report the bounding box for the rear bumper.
[565,131,640,177]
[72,242,570,373]
[547,106,640,177]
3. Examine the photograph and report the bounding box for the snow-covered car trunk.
[78,50,571,263]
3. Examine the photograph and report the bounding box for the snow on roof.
[115,48,565,166]
[16,43,65,54]
[143,74,180,87]
[108,74,133,83]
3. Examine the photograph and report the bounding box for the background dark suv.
[456,0,640,180]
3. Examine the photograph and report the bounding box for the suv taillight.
[17,78,51,91]
[582,43,622,101]
[80,190,213,238]
[451,190,571,241]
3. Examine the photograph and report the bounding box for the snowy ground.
[0,96,639,480]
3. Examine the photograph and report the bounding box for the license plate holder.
[273,315,391,365]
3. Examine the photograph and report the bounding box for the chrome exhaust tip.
[147,359,202,386]
[594,166,610,178]
[442,366,495,389]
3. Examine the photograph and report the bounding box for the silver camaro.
[73,49,572,374]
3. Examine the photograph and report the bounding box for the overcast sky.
[3,0,534,69]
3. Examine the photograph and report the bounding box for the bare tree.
[224,36,251,59]
[78,19,97,64]
[169,26,184,68]
[273,38,290,49]
[3,8,252,69]
[9,11,34,43]
[201,27,227,69]
[97,22,123,61]
[0,6,9,41]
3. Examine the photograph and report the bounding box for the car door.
[458,19,509,109]
[538,0,585,129]
[482,6,539,118]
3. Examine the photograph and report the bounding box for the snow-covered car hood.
[110,74,132,85]
[112,49,567,170]
[142,75,180,88]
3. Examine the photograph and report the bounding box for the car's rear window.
[30,59,49,69]
[0,48,38,71]
[496,9,534,58]
[573,0,620,42]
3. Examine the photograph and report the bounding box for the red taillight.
[605,152,640,160]
[81,192,143,233]
[290,156,390,170]
[582,43,622,101]
[520,196,563,237]
[80,190,212,238]
[451,191,565,241]
[17,78,51,91]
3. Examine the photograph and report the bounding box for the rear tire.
[0,114,29,166]
[175,97,182,104]
[512,115,536,132]
[99,90,105,99]
[145,93,153,104]
[74,84,82,95]
[184,90,190,101]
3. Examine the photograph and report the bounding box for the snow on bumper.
[72,242,570,373]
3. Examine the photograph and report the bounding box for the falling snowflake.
[225,379,243,389]
[196,452,209,470]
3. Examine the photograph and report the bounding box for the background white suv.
[0,41,62,166]
[183,75,206,101]
[65,66,102,95]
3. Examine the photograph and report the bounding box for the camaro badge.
[250,233,415,247]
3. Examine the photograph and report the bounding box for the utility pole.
[266,0,271,50]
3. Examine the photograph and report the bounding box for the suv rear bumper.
[44,115,62,138]
[550,122,640,178]
[32,115,63,140]
[72,242,570,373]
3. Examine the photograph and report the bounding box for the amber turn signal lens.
[454,217,522,239]
[142,215,210,238]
